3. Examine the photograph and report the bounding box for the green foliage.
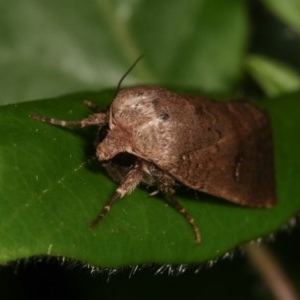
[246,55,300,97]
[262,0,300,31]
[0,0,246,104]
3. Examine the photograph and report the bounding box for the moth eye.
[94,124,109,146]
[158,113,170,121]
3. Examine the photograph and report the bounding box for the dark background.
[0,226,299,300]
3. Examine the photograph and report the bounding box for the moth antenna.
[115,55,144,96]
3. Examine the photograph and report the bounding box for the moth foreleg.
[90,160,143,228]
[30,112,107,128]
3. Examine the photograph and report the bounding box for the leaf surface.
[0,90,299,267]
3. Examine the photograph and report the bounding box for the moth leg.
[144,163,201,243]
[30,113,107,128]
[166,194,201,244]
[90,160,143,228]
[83,99,102,112]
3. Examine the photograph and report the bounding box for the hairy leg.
[30,112,107,128]
[150,166,201,244]
[165,194,201,244]
[90,160,143,227]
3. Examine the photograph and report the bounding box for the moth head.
[96,87,171,162]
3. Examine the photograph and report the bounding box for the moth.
[30,84,276,244]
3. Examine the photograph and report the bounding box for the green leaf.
[261,0,300,32]
[0,90,299,267]
[0,0,247,104]
[246,55,300,97]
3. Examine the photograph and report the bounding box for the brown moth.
[30,87,276,244]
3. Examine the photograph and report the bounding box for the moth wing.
[163,101,276,208]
